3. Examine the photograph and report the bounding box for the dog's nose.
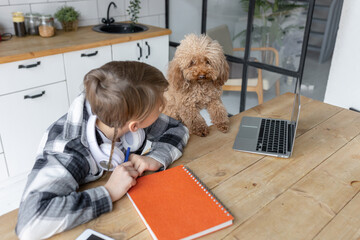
[198,75,206,79]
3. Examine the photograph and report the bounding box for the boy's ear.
[128,121,139,132]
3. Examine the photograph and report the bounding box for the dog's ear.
[214,56,230,87]
[168,60,188,91]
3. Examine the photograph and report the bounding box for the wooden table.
[2,93,360,240]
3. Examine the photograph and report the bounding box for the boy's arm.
[144,113,189,169]
[15,153,112,240]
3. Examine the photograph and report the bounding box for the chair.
[207,24,280,104]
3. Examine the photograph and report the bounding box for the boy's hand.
[104,162,139,202]
[129,154,163,175]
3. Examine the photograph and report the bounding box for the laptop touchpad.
[240,125,258,137]
[239,117,261,139]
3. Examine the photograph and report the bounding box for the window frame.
[166,0,315,112]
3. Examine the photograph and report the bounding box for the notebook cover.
[127,165,234,240]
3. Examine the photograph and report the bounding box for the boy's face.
[116,100,163,138]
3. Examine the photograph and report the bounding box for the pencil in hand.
[124,147,130,163]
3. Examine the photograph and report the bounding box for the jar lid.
[39,15,54,20]
[12,12,24,22]
[12,12,24,17]
[25,13,41,19]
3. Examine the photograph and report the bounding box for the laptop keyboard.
[256,119,288,154]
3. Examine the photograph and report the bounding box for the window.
[166,0,315,112]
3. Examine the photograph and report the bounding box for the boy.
[15,61,189,240]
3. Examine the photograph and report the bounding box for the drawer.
[0,154,8,181]
[0,54,65,95]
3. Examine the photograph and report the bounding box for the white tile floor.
[0,50,331,217]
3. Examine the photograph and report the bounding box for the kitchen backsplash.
[0,0,165,34]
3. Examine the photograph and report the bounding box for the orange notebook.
[127,165,234,240]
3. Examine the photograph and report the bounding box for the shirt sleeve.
[144,113,189,169]
[15,152,112,240]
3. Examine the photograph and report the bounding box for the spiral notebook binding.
[182,166,233,217]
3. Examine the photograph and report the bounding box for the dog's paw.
[192,126,210,137]
[216,122,230,133]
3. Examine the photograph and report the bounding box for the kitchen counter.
[0,24,171,64]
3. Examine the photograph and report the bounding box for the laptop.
[233,79,301,158]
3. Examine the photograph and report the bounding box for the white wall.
[324,0,360,110]
[168,0,248,46]
[0,0,165,34]
[168,0,202,43]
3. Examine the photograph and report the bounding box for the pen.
[124,147,130,163]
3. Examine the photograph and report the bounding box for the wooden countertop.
[0,23,171,64]
[2,93,360,239]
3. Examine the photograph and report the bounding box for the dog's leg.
[179,107,209,137]
[207,99,230,133]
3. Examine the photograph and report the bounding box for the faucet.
[102,2,117,26]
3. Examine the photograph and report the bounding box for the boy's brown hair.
[84,61,168,128]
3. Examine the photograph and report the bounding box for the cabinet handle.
[81,51,98,57]
[145,41,150,59]
[24,91,46,99]
[137,43,142,60]
[18,61,41,69]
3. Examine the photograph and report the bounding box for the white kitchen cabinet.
[0,30,171,216]
[64,46,112,103]
[112,35,169,76]
[0,33,170,182]
[0,54,65,96]
[0,154,8,181]
[142,36,169,77]
[0,81,69,177]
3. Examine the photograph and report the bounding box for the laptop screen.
[289,78,301,154]
[291,79,301,123]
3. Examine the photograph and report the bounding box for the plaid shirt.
[15,94,189,240]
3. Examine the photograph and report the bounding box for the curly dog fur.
[164,34,230,137]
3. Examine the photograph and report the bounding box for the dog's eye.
[206,60,211,65]
[189,60,195,67]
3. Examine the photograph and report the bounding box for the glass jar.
[12,12,26,37]
[25,13,40,35]
[38,15,55,38]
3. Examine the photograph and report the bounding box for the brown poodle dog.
[164,34,230,137]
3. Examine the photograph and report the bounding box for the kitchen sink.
[92,23,148,34]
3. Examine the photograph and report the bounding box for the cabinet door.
[0,81,69,177]
[64,46,112,103]
[112,40,142,62]
[142,35,169,77]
